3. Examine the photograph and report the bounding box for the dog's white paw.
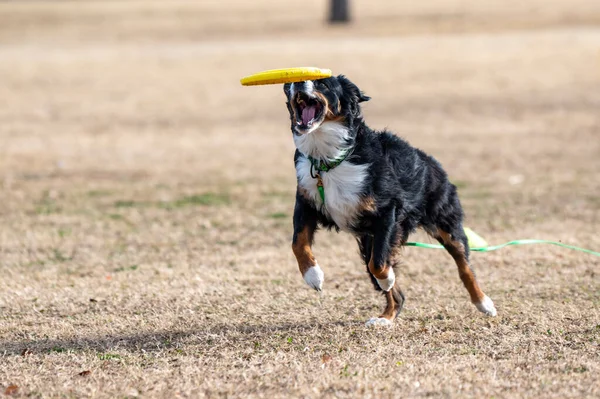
[303,265,324,291]
[375,268,395,292]
[365,317,392,327]
[475,295,497,317]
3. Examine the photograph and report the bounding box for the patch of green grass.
[58,228,72,238]
[452,180,469,189]
[262,190,292,198]
[97,353,122,361]
[107,213,135,228]
[463,189,492,200]
[114,265,139,272]
[50,347,67,353]
[564,365,588,374]
[116,193,230,210]
[87,189,112,197]
[586,194,600,207]
[172,193,230,207]
[24,259,46,268]
[35,199,61,214]
[51,249,73,263]
[114,200,138,208]
[269,212,287,219]
[340,364,357,377]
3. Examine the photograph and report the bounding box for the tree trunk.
[329,0,350,23]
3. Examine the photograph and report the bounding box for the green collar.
[307,147,353,173]
[307,148,353,204]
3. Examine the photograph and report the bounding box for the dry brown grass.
[0,1,599,398]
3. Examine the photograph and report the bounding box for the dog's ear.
[283,83,292,98]
[337,75,370,117]
[337,75,370,103]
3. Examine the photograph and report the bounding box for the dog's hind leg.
[429,223,497,317]
[423,180,497,316]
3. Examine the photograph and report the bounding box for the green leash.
[405,239,600,257]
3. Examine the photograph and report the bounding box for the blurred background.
[0,1,599,397]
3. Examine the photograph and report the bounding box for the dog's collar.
[307,147,353,173]
[307,147,354,205]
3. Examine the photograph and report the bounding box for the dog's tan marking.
[315,92,329,108]
[292,225,316,276]
[368,282,405,326]
[367,235,402,292]
[318,92,345,122]
[358,196,377,214]
[297,186,312,202]
[436,230,485,304]
[368,258,391,281]
[325,114,346,123]
[367,242,396,280]
[380,289,399,320]
[316,92,345,123]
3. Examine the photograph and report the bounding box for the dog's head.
[284,75,370,135]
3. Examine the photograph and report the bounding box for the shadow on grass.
[1,321,357,357]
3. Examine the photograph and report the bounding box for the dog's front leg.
[291,194,323,291]
[365,207,406,327]
[368,207,397,292]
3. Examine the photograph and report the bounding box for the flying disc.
[240,67,332,86]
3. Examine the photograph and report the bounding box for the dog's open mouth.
[294,91,324,132]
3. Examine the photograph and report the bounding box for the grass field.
[1,1,599,397]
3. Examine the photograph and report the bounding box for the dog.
[284,75,497,326]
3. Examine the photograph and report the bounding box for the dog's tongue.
[301,105,316,125]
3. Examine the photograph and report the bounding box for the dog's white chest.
[296,156,370,231]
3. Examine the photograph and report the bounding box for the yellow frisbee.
[240,67,332,86]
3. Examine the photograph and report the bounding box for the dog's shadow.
[2,320,357,357]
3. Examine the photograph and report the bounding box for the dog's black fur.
[285,75,492,321]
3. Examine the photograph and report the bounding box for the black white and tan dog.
[284,75,497,326]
